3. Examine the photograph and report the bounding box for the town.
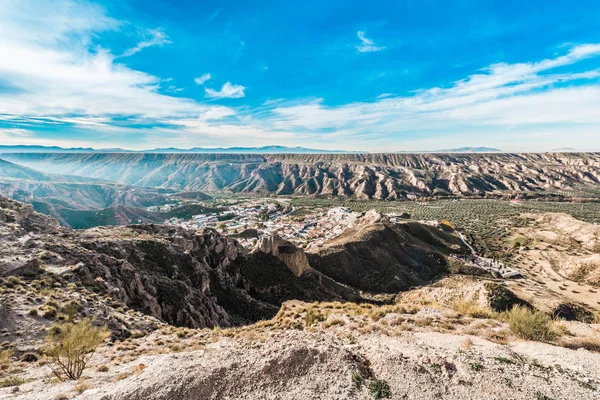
[155,199,521,279]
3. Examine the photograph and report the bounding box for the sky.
[0,0,600,152]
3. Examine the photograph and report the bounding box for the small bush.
[469,362,484,371]
[61,301,82,322]
[43,308,57,319]
[28,308,39,316]
[305,307,326,327]
[369,379,392,399]
[44,319,109,381]
[504,305,557,342]
[97,365,109,372]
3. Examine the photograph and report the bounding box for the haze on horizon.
[1,0,600,153]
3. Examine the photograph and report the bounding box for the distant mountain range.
[397,147,502,153]
[4,152,600,201]
[0,145,354,154]
[1,145,507,154]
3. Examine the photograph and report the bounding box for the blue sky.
[0,0,600,151]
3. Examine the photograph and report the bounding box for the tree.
[44,319,109,380]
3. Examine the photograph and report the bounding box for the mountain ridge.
[3,152,600,200]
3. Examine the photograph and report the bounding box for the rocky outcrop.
[254,235,312,277]
[3,152,600,199]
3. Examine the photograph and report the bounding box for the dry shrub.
[323,318,346,328]
[369,310,387,322]
[461,337,473,349]
[132,363,146,374]
[560,336,600,352]
[450,300,493,319]
[0,348,13,369]
[44,318,110,381]
[73,380,91,394]
[503,305,558,342]
[305,307,326,327]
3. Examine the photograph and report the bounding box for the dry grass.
[0,348,13,370]
[461,337,474,349]
[450,300,494,319]
[132,363,146,374]
[560,335,600,352]
[323,318,346,328]
[503,305,558,342]
[73,380,91,394]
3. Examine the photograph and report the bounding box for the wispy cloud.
[121,28,171,57]
[267,43,600,150]
[0,1,235,134]
[205,82,246,99]
[194,73,212,85]
[356,31,385,53]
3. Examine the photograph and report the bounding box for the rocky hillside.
[0,196,364,330]
[308,211,470,293]
[1,196,471,330]
[3,152,600,199]
[3,196,600,399]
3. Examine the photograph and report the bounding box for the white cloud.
[0,0,235,129]
[205,82,246,99]
[120,28,171,57]
[270,44,600,137]
[356,31,385,53]
[0,0,599,152]
[194,73,212,85]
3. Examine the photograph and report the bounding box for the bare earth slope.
[3,152,600,199]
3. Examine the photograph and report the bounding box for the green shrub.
[504,305,557,342]
[369,379,392,399]
[44,319,109,380]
